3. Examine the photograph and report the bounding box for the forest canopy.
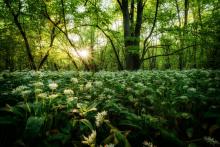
[0,0,219,71]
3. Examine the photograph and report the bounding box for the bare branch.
[142,45,196,61]
[143,0,159,48]
[96,25,124,70]
[117,0,123,10]
[42,0,89,70]
[147,45,171,49]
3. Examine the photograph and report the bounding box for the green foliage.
[0,70,220,146]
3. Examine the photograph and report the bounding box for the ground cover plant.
[0,69,220,147]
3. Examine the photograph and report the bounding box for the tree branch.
[38,21,60,70]
[142,45,196,61]
[117,0,123,10]
[42,0,89,70]
[96,25,124,70]
[70,23,124,70]
[143,0,159,48]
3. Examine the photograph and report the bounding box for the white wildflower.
[105,144,115,147]
[70,77,78,84]
[48,82,58,90]
[94,81,103,87]
[12,85,29,94]
[98,94,105,99]
[85,82,92,90]
[204,136,219,145]
[67,96,74,103]
[64,89,74,95]
[107,95,112,99]
[183,85,188,90]
[48,94,58,99]
[143,140,157,147]
[79,84,84,91]
[95,111,108,127]
[82,130,96,146]
[187,87,196,93]
[21,90,31,98]
[37,93,47,99]
[33,82,44,87]
[179,95,188,100]
[126,87,132,92]
[34,88,43,94]
[135,82,144,88]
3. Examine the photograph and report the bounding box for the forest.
[0,0,220,147]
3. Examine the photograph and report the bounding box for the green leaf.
[24,116,45,138]
[80,119,93,131]
[115,131,131,147]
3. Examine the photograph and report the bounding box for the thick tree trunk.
[119,0,143,70]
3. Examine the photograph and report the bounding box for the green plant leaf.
[80,119,94,131]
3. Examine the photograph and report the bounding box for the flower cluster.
[48,82,58,90]
[95,111,108,127]
[12,85,29,95]
[64,89,74,95]
[71,77,78,84]
[204,136,219,145]
[82,130,96,146]
[33,82,44,87]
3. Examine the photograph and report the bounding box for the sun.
[78,50,89,58]
[70,49,90,59]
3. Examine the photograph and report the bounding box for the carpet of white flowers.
[0,70,220,147]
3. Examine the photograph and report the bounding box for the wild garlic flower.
[187,87,196,93]
[79,84,84,91]
[143,140,157,147]
[179,95,188,100]
[33,82,44,87]
[71,77,78,84]
[105,144,115,147]
[12,85,29,94]
[21,90,32,98]
[34,88,43,94]
[204,136,219,145]
[64,89,74,95]
[94,81,103,87]
[48,94,58,99]
[37,93,47,99]
[48,82,58,90]
[82,130,96,146]
[95,111,108,127]
[135,82,144,88]
[126,87,132,92]
[183,85,188,90]
[85,82,92,90]
[67,96,74,103]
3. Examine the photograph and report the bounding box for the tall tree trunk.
[118,0,143,70]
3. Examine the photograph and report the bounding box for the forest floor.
[0,70,220,147]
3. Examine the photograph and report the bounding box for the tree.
[4,0,37,70]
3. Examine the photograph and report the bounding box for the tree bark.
[118,0,144,70]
